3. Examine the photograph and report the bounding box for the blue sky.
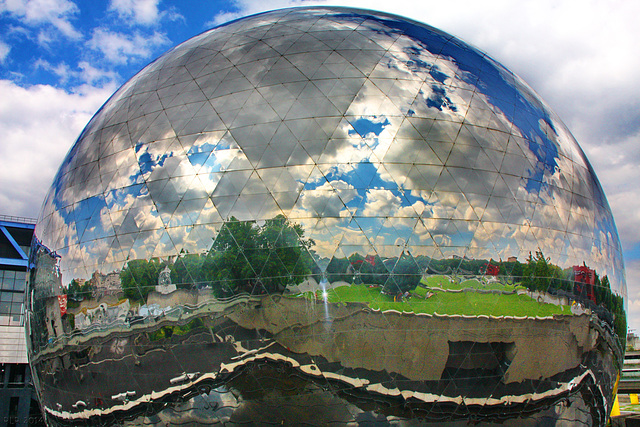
[1,0,640,330]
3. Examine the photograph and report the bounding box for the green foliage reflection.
[119,215,315,300]
[114,220,625,348]
[205,215,315,295]
[120,258,168,301]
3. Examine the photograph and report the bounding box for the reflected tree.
[205,215,314,295]
[171,253,205,289]
[383,255,422,294]
[595,274,627,349]
[326,257,352,283]
[120,258,166,301]
[351,254,388,286]
[66,278,93,301]
[522,250,566,292]
[255,215,315,292]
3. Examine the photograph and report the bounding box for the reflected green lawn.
[300,283,569,317]
[420,275,524,292]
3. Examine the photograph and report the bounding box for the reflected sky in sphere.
[36,7,624,297]
[28,6,626,425]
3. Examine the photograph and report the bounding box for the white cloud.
[77,61,120,85]
[87,27,169,64]
[206,11,240,28]
[583,129,640,254]
[207,0,302,27]
[294,180,357,219]
[362,189,401,218]
[34,58,71,82]
[0,39,10,63]
[108,0,161,26]
[0,0,81,39]
[36,28,54,45]
[108,0,184,27]
[0,80,115,218]
[34,59,119,86]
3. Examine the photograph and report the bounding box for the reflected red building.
[573,265,596,303]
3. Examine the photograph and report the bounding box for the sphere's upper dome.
[28,7,625,425]
[37,6,624,295]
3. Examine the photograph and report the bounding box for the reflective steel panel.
[28,7,626,426]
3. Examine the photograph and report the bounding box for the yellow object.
[631,393,639,404]
[611,395,621,417]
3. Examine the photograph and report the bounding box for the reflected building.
[27,7,626,426]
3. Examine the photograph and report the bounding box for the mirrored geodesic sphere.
[27,7,626,426]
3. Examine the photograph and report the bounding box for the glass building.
[0,215,43,426]
[27,7,625,426]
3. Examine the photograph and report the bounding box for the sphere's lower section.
[31,289,620,426]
